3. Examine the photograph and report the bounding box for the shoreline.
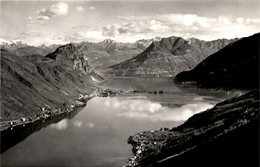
[1,104,85,153]
[0,91,95,132]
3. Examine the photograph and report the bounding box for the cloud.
[65,31,105,42]
[102,25,120,36]
[75,6,84,12]
[37,15,50,20]
[66,14,259,42]
[100,20,170,42]
[19,31,68,46]
[100,13,260,42]
[49,2,69,16]
[27,16,44,24]
[71,25,91,30]
[89,6,96,11]
[20,31,43,38]
[24,12,260,45]
[36,2,69,20]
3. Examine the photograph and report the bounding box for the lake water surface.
[1,77,239,167]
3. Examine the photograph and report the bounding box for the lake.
[1,77,239,167]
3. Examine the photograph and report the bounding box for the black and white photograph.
[0,0,259,166]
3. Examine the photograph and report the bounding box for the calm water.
[1,77,239,167]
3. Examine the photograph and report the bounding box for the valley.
[1,0,259,166]
[0,32,259,167]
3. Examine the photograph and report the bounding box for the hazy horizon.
[1,0,260,46]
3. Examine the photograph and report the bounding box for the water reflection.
[73,120,83,128]
[50,119,68,130]
[103,97,213,122]
[87,122,95,128]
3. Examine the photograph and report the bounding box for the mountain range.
[108,36,238,77]
[0,37,163,73]
[2,36,237,78]
[45,38,162,73]
[0,38,60,56]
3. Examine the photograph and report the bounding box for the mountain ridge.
[108,36,237,77]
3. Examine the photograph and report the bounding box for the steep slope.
[175,33,259,89]
[126,90,259,167]
[45,44,103,81]
[108,37,237,77]
[0,49,95,122]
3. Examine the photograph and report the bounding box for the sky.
[1,0,260,46]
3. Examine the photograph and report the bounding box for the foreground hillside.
[126,90,259,167]
[175,33,259,89]
[108,37,236,77]
[0,49,98,123]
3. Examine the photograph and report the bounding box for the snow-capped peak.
[0,38,26,45]
[11,39,23,44]
[0,38,12,45]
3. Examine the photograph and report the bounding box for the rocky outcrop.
[175,33,260,89]
[46,44,104,82]
[108,36,237,77]
[0,49,96,123]
[126,90,259,167]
